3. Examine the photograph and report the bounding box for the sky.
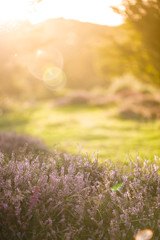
[0,0,123,26]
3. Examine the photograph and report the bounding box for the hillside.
[0,18,126,91]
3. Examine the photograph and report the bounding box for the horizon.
[0,0,123,27]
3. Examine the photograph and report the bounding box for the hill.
[0,18,126,93]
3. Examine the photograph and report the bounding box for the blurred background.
[0,0,160,161]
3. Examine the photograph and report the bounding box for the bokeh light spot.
[135,229,153,240]
[27,45,66,90]
[43,65,66,90]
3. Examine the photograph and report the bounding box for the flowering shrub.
[0,145,160,239]
[0,131,50,161]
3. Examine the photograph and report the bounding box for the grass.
[0,100,160,162]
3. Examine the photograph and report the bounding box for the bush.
[0,144,160,239]
[119,96,160,121]
[54,91,91,107]
[0,131,51,161]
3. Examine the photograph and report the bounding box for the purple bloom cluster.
[0,147,160,239]
[30,186,40,206]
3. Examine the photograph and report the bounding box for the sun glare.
[0,0,30,24]
[0,0,123,26]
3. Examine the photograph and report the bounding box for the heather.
[0,131,51,161]
[0,145,160,239]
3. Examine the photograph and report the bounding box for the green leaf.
[111,183,122,191]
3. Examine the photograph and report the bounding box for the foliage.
[113,0,160,85]
[96,37,128,82]
[0,141,160,239]
[0,131,51,161]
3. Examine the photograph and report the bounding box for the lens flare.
[135,229,153,240]
[29,47,63,79]
[43,64,66,90]
[28,46,66,90]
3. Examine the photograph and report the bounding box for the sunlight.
[30,0,123,26]
[0,0,123,26]
[0,0,30,24]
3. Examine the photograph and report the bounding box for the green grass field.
[1,100,160,162]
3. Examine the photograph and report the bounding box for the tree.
[113,0,160,85]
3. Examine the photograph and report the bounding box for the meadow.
[1,77,160,162]
[1,103,160,160]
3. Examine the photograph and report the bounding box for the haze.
[0,0,123,26]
